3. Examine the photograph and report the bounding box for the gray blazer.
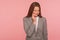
[23,17,48,40]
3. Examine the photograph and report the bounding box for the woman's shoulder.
[40,16,47,21]
[41,16,46,19]
[23,16,29,21]
[41,16,47,22]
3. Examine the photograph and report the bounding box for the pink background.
[0,0,60,40]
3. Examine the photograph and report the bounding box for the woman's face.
[32,6,39,17]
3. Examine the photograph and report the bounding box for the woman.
[23,2,48,40]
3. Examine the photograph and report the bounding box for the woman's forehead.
[34,7,39,10]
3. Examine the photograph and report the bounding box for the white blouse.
[36,16,39,32]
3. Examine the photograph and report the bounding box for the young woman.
[23,2,48,40]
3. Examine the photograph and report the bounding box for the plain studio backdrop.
[0,0,60,40]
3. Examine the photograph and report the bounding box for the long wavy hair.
[26,2,42,18]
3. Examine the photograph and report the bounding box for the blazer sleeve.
[23,17,35,37]
[43,17,48,40]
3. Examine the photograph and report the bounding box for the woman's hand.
[32,16,36,24]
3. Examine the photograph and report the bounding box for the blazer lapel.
[28,17,41,26]
[28,17,32,23]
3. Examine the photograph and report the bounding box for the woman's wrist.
[32,21,36,25]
